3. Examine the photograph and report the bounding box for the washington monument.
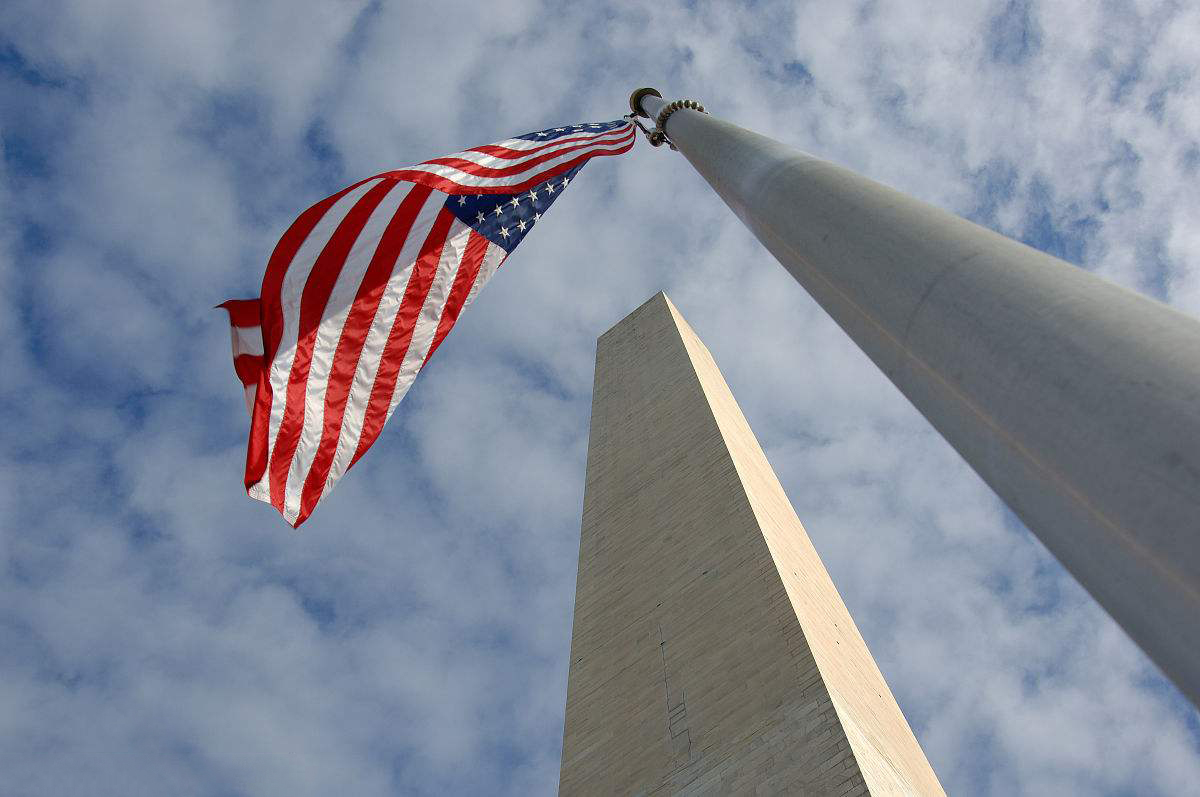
[559,294,944,795]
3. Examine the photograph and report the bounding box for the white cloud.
[1,0,1198,794]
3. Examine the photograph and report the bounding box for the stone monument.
[558,293,943,795]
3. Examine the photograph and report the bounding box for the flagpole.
[632,88,1200,708]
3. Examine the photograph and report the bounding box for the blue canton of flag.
[445,120,628,252]
[448,163,584,252]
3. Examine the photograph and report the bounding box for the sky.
[2,0,1200,794]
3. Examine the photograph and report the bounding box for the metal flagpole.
[629,88,1200,709]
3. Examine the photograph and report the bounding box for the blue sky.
[2,1,1200,794]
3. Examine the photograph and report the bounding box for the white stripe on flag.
[281,181,415,515]
[443,129,633,167]
[464,241,508,309]
[482,127,625,152]
[319,216,474,509]
[380,219,474,428]
[279,189,445,521]
[230,324,263,358]
[250,178,384,501]
[320,189,445,500]
[402,136,633,189]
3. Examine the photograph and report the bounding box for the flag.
[221,119,635,526]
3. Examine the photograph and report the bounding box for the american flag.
[221,119,635,526]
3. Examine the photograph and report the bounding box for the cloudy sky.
[3,0,1200,794]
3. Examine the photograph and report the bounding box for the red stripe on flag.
[267,179,401,514]
[382,138,635,196]
[245,176,380,491]
[233,354,263,387]
[425,230,491,362]
[349,207,458,471]
[218,298,261,328]
[295,184,436,520]
[464,127,632,160]
[418,129,635,178]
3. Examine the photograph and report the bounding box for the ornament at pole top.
[626,87,707,150]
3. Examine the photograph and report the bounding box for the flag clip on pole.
[629,86,1200,709]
